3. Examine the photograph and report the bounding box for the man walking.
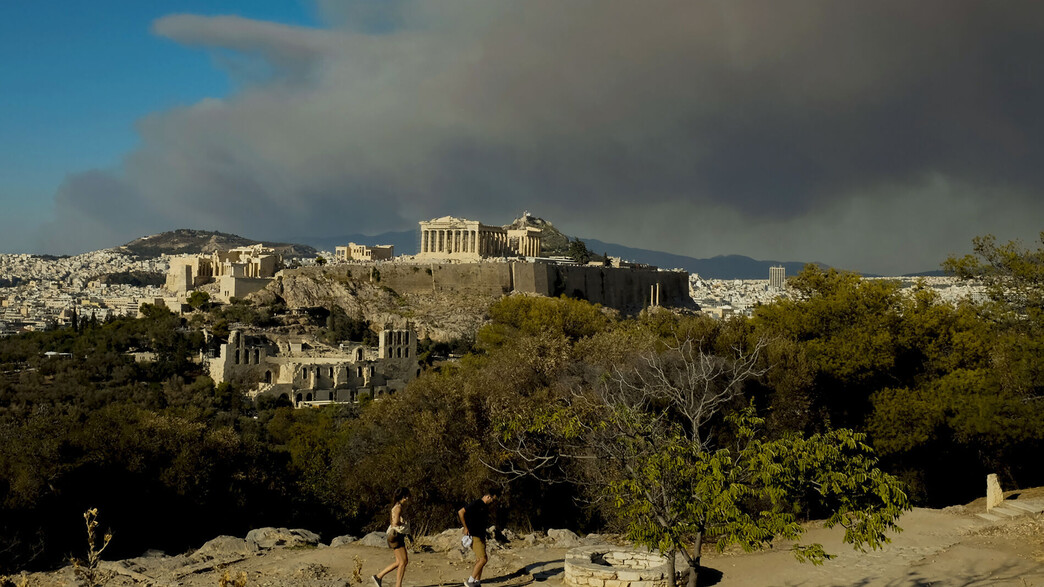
[458,487,500,587]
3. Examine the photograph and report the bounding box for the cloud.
[151,15,335,83]
[40,1,1044,273]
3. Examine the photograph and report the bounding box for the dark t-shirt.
[463,498,490,539]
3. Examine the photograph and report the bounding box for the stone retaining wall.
[564,545,671,587]
[293,261,691,312]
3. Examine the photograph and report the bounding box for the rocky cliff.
[255,266,499,342]
[255,260,690,342]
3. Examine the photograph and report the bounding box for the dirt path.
[709,506,1044,586]
[16,498,1044,586]
[165,505,1044,587]
[203,507,1044,587]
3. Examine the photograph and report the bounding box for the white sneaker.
[371,575,381,587]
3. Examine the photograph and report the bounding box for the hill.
[505,214,572,255]
[121,229,316,258]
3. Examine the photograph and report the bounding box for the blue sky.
[0,1,315,248]
[1,2,1042,275]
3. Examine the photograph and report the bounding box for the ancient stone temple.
[417,216,541,260]
[166,244,282,302]
[209,327,419,407]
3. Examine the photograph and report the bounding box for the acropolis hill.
[164,215,692,323]
[272,261,691,317]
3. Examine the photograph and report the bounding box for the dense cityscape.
[0,244,987,336]
[0,250,168,334]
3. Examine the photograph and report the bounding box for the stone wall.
[512,263,690,309]
[373,262,689,311]
[564,546,673,586]
[373,262,514,296]
[283,262,690,313]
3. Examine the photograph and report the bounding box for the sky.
[2,1,1043,275]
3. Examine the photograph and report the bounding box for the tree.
[606,404,908,587]
[187,291,210,311]
[479,295,612,350]
[750,266,908,428]
[568,238,592,265]
[943,231,1044,322]
[315,255,327,266]
[495,336,908,587]
[320,306,376,346]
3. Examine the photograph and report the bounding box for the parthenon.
[417,216,541,260]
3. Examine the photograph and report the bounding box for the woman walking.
[373,487,411,587]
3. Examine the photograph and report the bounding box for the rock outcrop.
[260,267,499,342]
[245,527,321,550]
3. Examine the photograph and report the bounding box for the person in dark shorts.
[373,487,411,587]
[458,486,500,587]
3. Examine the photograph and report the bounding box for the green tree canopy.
[943,231,1044,322]
[493,331,908,587]
[567,237,592,265]
[187,290,210,311]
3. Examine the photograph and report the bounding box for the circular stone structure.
[564,545,673,586]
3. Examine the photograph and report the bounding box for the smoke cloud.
[38,1,1044,274]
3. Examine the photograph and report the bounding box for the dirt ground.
[12,491,1044,587]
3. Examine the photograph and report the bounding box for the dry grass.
[967,512,1044,562]
[0,573,30,587]
[351,556,363,584]
[71,509,114,587]
[218,570,247,587]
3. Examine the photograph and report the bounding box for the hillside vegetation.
[0,233,1041,582]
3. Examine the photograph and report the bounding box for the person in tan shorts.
[458,487,500,587]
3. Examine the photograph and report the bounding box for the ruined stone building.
[334,243,395,262]
[208,327,418,407]
[417,216,542,260]
[166,244,281,302]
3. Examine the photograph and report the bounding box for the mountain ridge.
[116,228,940,279]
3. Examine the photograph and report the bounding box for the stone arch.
[265,370,272,383]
